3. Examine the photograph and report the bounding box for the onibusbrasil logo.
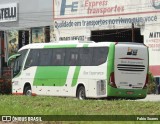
[151,0,160,9]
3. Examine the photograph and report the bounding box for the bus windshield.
[11,50,28,77]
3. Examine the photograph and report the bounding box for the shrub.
[147,72,157,94]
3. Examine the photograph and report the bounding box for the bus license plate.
[126,91,134,95]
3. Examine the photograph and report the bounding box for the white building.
[53,0,160,79]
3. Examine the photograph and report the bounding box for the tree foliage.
[147,72,157,94]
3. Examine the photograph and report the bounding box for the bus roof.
[18,41,114,51]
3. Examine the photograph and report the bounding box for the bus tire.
[77,86,86,100]
[24,86,32,96]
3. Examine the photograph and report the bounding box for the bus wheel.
[24,86,32,96]
[77,86,86,100]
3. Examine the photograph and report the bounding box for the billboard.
[0,3,18,23]
[54,0,160,19]
[0,0,53,30]
[144,26,160,76]
[53,0,160,41]
[54,0,160,76]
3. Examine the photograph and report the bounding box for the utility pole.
[132,23,135,42]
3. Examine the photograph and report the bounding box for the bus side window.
[24,49,39,69]
[79,48,93,66]
[51,49,65,66]
[92,47,109,66]
[55,53,62,65]
[70,53,78,66]
[39,49,52,66]
[25,58,33,67]
[65,48,79,66]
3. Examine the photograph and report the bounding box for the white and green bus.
[9,41,149,99]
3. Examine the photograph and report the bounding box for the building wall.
[0,0,53,30]
[53,0,160,76]
[54,0,159,40]
[0,0,54,56]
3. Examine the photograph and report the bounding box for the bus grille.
[117,64,145,72]
[97,80,106,96]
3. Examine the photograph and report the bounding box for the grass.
[0,95,160,115]
[0,95,160,123]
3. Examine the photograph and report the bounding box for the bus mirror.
[8,54,21,66]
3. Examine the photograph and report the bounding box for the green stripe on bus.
[71,66,81,87]
[83,44,89,47]
[44,44,77,48]
[107,43,115,84]
[33,66,69,86]
[33,44,77,86]
[71,44,89,87]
